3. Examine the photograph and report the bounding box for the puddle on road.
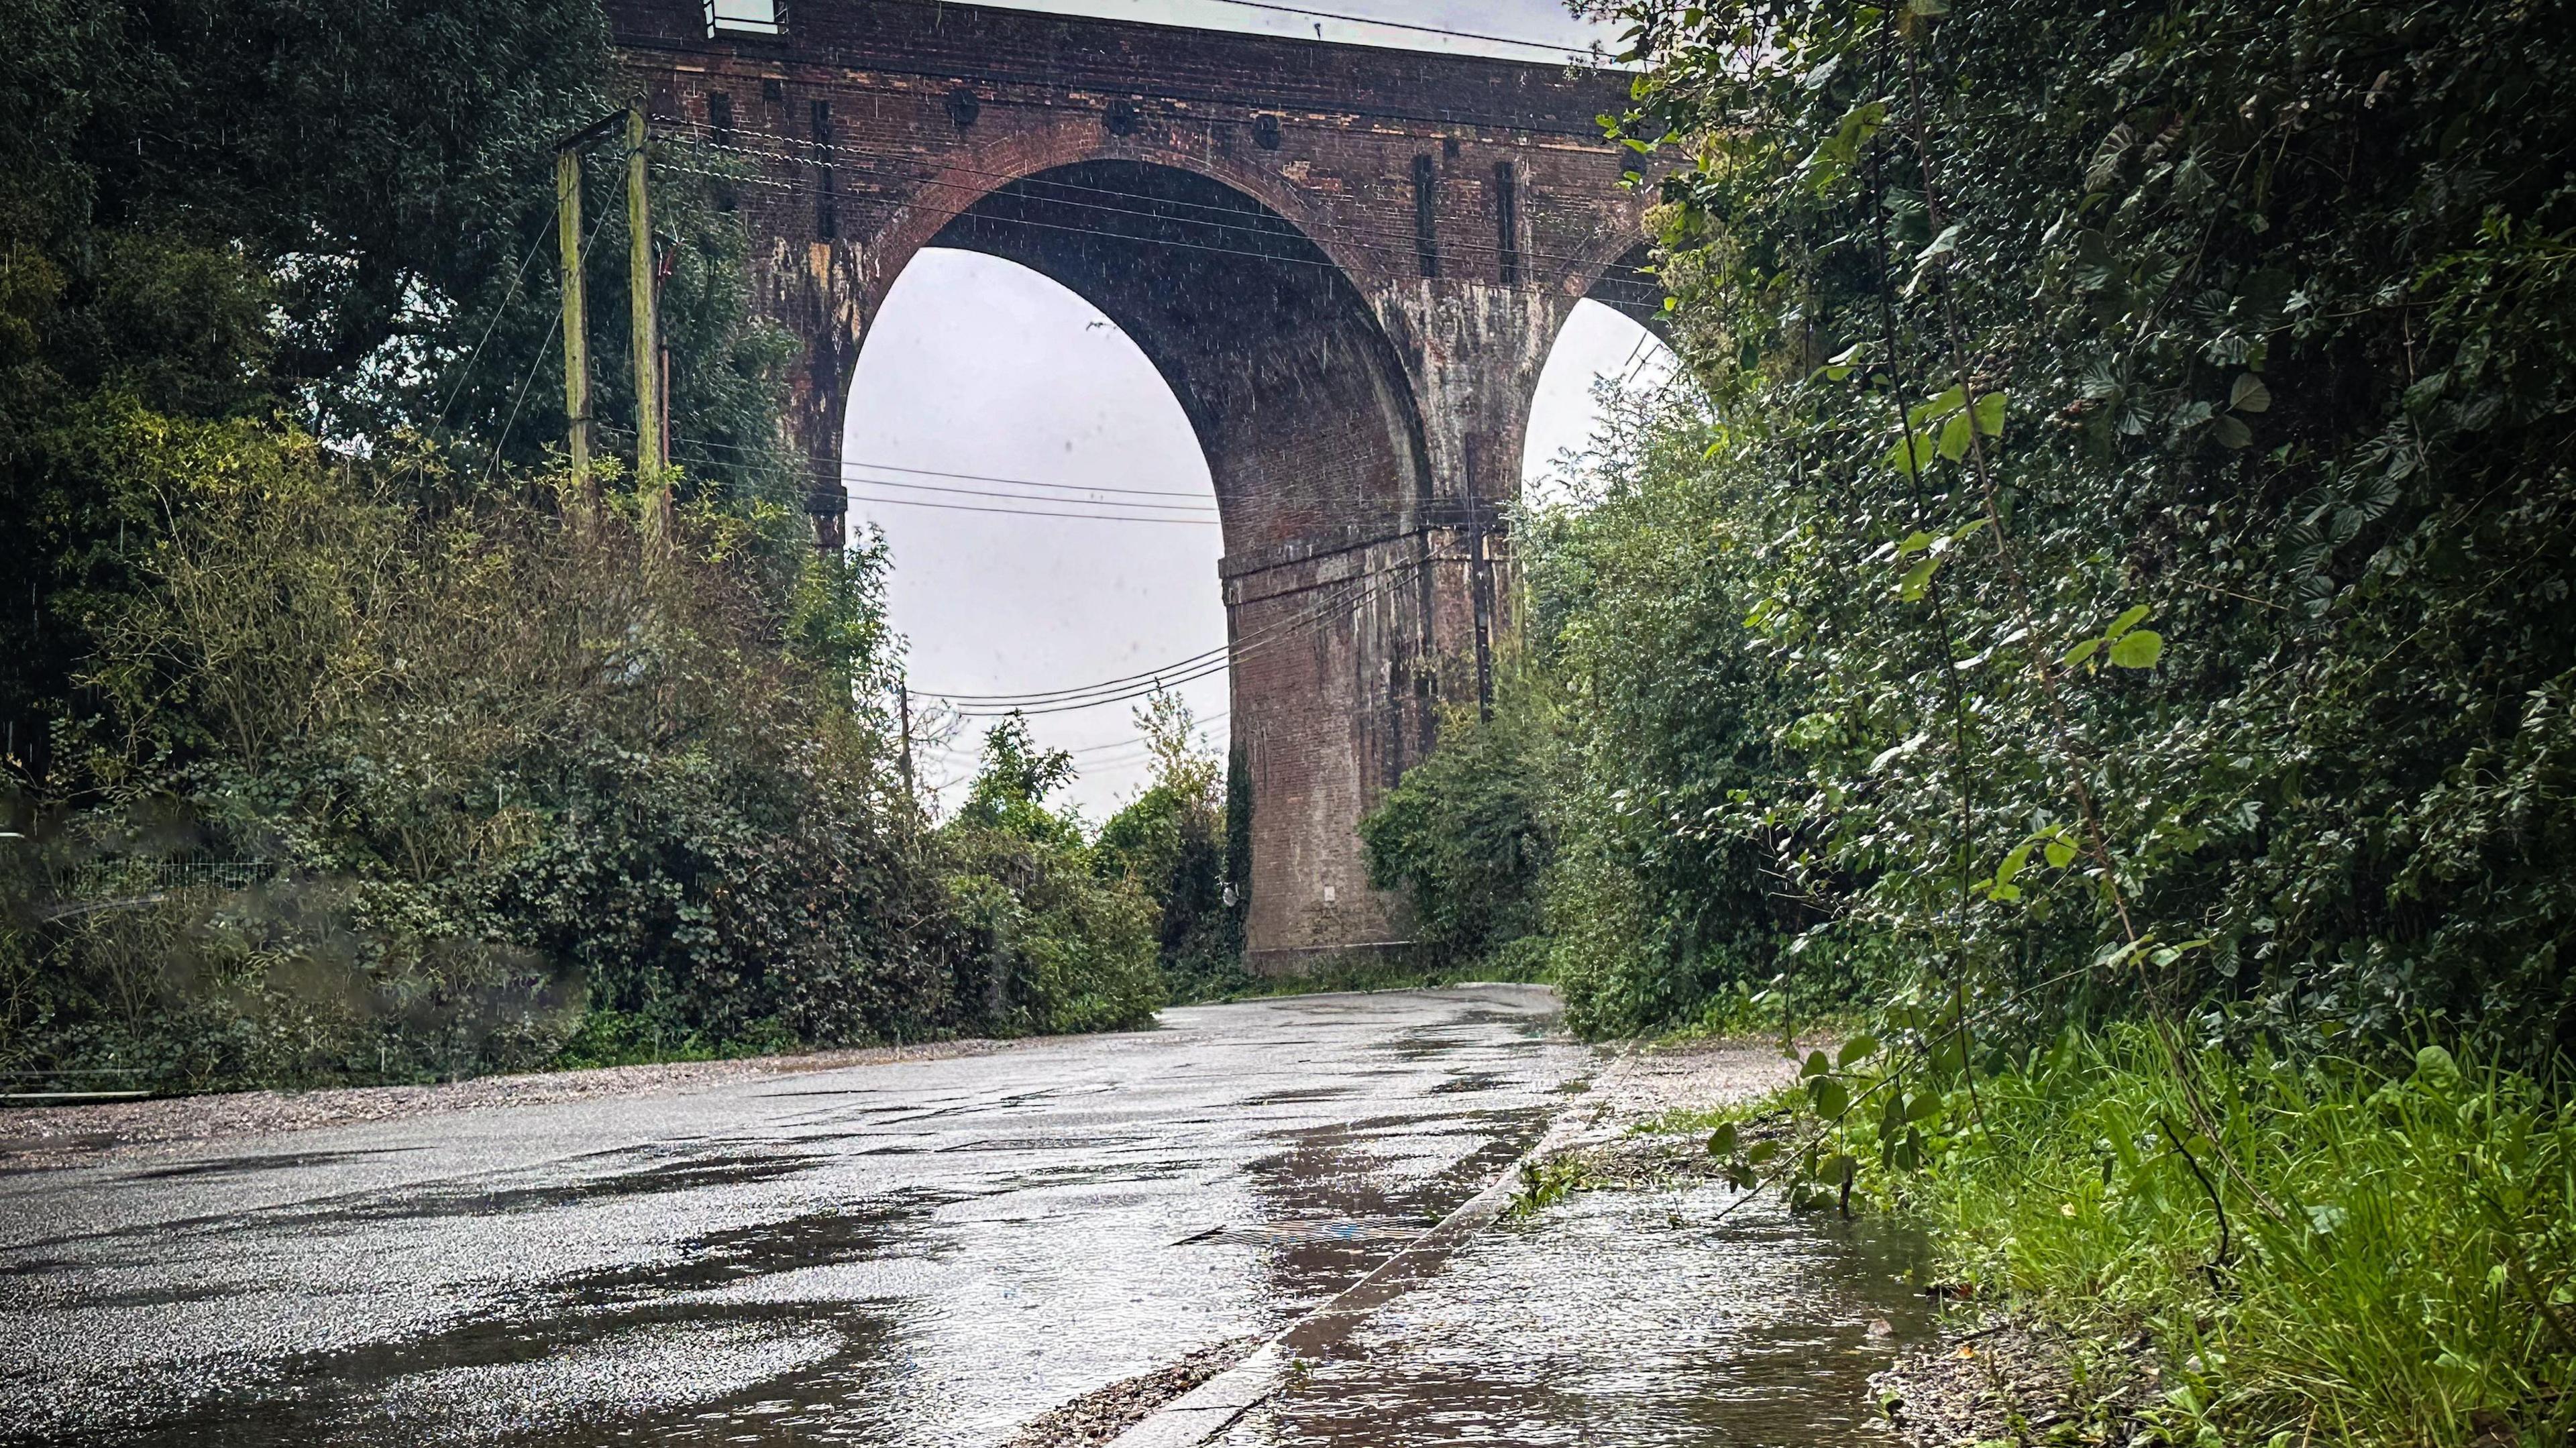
[556,1196,946,1300]
[8,1146,837,1258]
[1236,1086,1356,1107]
[1222,1185,1934,1448]
[371,1317,849,1443]
[123,1145,437,1182]
[1237,1105,1551,1311]
[319,1149,832,1224]
[1,1199,945,1446]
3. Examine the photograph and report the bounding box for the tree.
[2,0,804,794]
[956,716,1080,842]
[938,716,1164,1034]
[1543,0,2576,1064]
[1096,691,1236,990]
[1359,694,1554,974]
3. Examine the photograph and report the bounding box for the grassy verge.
[1895,1029,2575,1445]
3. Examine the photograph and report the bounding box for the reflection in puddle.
[557,1195,947,1300]
[1224,1186,1933,1448]
[326,1150,831,1223]
[123,1146,436,1182]
[370,1319,844,1441]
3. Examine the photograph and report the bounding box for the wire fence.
[60,858,278,895]
[29,857,285,921]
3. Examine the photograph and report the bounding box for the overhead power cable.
[845,489,1214,525]
[636,426,1570,523]
[934,550,1457,716]
[621,429,1229,525]
[644,427,1556,522]
[934,568,1399,715]
[1067,707,1230,757]
[949,572,1434,717]
[841,474,1214,513]
[1175,0,1613,56]
[674,123,1648,282]
[609,425,1221,505]
[922,626,1252,704]
[660,156,1662,311]
[914,550,1440,706]
[431,219,559,439]
[832,471,1462,528]
[651,428,1523,533]
[933,706,1235,771]
[485,210,614,484]
[949,659,1227,716]
[631,426,1219,500]
[920,636,1232,702]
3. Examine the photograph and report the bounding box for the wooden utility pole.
[898,679,916,795]
[1469,510,1496,723]
[554,146,592,516]
[625,103,667,543]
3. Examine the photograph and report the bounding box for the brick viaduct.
[604,0,1661,972]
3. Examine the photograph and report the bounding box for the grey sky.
[843,0,1675,822]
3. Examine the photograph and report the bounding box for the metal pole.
[626,103,667,543]
[555,146,592,515]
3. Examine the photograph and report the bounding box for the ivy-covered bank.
[1363,0,2576,1438]
[0,421,1237,1084]
[0,0,1249,1091]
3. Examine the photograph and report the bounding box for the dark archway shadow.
[1582,239,1668,339]
[929,161,1434,561]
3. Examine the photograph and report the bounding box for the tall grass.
[1917,1029,2575,1445]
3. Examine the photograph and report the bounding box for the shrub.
[1,419,1038,1086]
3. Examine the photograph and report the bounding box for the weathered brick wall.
[604,0,1654,971]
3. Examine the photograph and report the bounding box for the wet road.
[1223,1182,1931,1447]
[1,988,1593,1446]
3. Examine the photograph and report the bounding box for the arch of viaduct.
[606,0,1661,971]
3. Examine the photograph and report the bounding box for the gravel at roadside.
[1003,1339,1260,1447]
[1872,1314,2160,1446]
[0,1038,1024,1171]
[1578,1034,1803,1122]
[1532,1032,1807,1181]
